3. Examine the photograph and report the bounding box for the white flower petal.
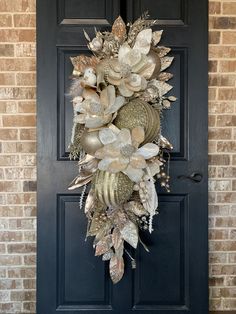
[124,49,142,68]
[98,158,113,171]
[133,29,152,55]
[118,81,134,97]
[105,96,125,114]
[118,43,131,63]
[117,129,132,146]
[85,115,111,128]
[137,143,159,159]
[123,165,144,183]
[99,128,117,145]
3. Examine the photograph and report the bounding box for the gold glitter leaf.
[70,55,99,76]
[112,16,127,42]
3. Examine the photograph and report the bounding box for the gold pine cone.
[114,99,160,144]
[93,170,134,207]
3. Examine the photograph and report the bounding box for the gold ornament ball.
[93,170,134,207]
[147,50,161,80]
[114,99,160,144]
[80,129,103,155]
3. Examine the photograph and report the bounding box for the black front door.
[37,1,208,313]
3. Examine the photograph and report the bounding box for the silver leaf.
[120,221,138,249]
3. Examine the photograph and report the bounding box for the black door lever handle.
[178,172,203,183]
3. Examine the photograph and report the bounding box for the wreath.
[68,13,175,284]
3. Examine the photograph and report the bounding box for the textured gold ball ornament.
[114,99,160,144]
[80,129,103,155]
[147,50,161,80]
[93,170,134,207]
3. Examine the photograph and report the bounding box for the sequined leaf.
[120,221,139,249]
[95,235,113,256]
[161,56,174,71]
[109,255,124,284]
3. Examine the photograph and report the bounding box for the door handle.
[178,172,203,183]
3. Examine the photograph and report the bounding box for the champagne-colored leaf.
[152,30,163,46]
[109,256,124,284]
[120,221,139,248]
[161,56,174,71]
[158,72,173,82]
[102,249,114,261]
[95,235,113,256]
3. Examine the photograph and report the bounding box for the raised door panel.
[58,0,119,25]
[133,195,189,311]
[131,0,188,25]
[57,195,111,311]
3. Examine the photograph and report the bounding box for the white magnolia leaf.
[109,255,124,284]
[120,221,138,249]
[105,95,125,114]
[140,179,158,215]
[133,29,152,55]
[152,30,163,46]
[137,143,159,159]
[118,42,131,62]
[123,165,144,183]
[161,56,174,71]
[68,173,93,190]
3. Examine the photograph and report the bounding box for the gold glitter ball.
[114,99,160,144]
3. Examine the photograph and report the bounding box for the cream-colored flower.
[73,86,125,128]
[104,29,156,97]
[95,127,159,182]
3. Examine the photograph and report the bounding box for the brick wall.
[0,0,235,312]
[0,0,36,312]
[209,0,236,311]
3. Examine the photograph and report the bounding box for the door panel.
[37,0,208,313]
